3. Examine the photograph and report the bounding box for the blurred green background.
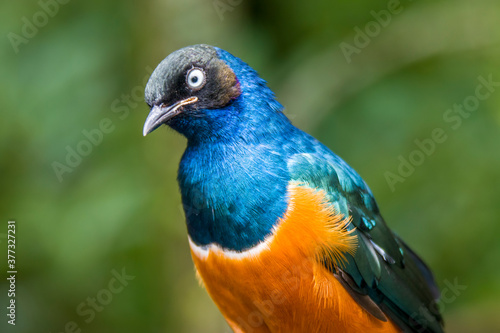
[1,0,500,332]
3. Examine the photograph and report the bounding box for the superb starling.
[143,44,443,333]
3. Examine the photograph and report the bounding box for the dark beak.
[143,97,198,136]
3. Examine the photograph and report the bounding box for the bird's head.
[143,44,285,142]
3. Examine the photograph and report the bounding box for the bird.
[142,44,444,333]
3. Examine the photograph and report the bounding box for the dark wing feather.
[333,269,388,322]
[288,152,444,333]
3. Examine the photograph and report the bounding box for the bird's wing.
[287,152,444,333]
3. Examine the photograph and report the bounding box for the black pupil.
[191,76,198,83]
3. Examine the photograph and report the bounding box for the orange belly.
[190,184,401,333]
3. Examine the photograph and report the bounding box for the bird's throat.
[177,136,290,251]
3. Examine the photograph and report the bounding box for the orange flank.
[190,183,401,333]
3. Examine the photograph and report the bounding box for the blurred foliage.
[1,0,500,332]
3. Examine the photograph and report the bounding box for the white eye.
[186,68,206,89]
